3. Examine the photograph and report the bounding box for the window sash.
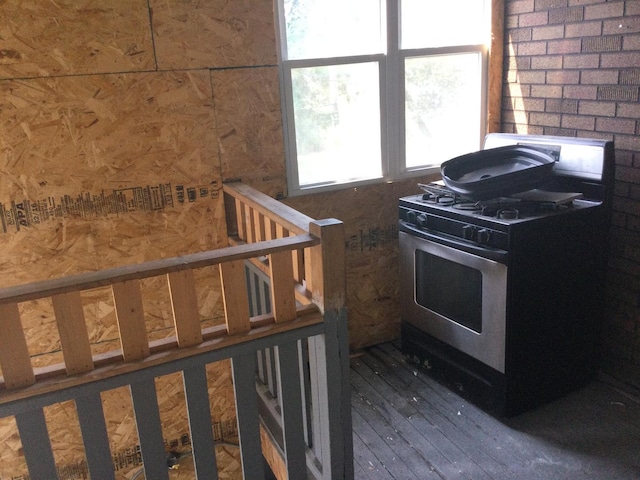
[278,1,489,196]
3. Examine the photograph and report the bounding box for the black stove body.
[399,134,615,417]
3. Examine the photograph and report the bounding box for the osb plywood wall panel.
[0,0,154,79]
[151,0,277,70]
[0,0,259,475]
[213,66,287,197]
[286,177,438,350]
[0,71,224,285]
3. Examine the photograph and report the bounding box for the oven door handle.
[399,221,509,263]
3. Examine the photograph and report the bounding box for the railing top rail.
[223,182,314,235]
[0,234,319,305]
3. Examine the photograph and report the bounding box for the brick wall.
[502,0,640,389]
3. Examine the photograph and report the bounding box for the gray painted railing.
[0,308,351,479]
[0,181,353,479]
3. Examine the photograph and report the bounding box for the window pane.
[291,63,382,187]
[401,0,487,49]
[405,53,482,169]
[284,0,384,59]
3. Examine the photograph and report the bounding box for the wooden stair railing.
[0,181,352,480]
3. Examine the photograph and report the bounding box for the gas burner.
[498,208,519,220]
[453,202,482,211]
[436,196,455,205]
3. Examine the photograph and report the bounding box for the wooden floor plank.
[352,363,480,480]
[351,343,640,480]
[365,344,563,480]
[351,408,422,480]
[352,357,495,480]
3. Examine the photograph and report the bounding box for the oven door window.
[415,250,483,333]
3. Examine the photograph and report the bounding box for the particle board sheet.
[285,178,438,350]
[0,0,154,79]
[212,67,287,198]
[0,69,224,277]
[150,0,277,70]
[0,69,227,364]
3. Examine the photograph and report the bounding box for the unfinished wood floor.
[351,343,640,480]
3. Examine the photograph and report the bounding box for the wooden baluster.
[112,280,150,362]
[0,302,35,389]
[52,291,94,375]
[235,198,246,241]
[264,216,277,241]
[220,260,251,334]
[167,270,203,347]
[245,206,256,244]
[253,210,265,242]
[269,250,296,323]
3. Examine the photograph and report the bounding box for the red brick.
[518,70,548,83]
[563,84,598,99]
[520,11,550,27]
[561,114,595,130]
[535,0,568,10]
[620,69,640,85]
[582,35,623,53]
[614,134,640,152]
[598,85,639,101]
[596,117,637,134]
[547,38,582,54]
[544,126,577,136]
[565,20,603,37]
[568,0,604,5]
[507,28,534,42]
[563,53,600,68]
[506,14,520,29]
[628,1,640,16]
[547,70,580,84]
[603,17,640,36]
[600,52,640,68]
[548,6,584,24]
[507,0,536,14]
[530,112,562,125]
[531,84,564,97]
[546,98,578,113]
[510,96,546,111]
[532,24,566,40]
[578,100,616,116]
[617,102,640,119]
[584,2,625,20]
[518,41,548,55]
[580,69,619,84]
[531,55,564,69]
[501,109,527,124]
[624,34,640,51]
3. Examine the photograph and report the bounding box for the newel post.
[308,219,346,313]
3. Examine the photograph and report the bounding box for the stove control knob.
[477,228,491,244]
[406,210,417,224]
[462,225,475,240]
[416,214,428,228]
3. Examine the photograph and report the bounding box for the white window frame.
[277,0,489,196]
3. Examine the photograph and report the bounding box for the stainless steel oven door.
[399,231,508,373]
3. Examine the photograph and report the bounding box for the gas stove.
[399,133,614,255]
[399,133,616,416]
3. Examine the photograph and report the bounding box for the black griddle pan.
[441,145,556,200]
